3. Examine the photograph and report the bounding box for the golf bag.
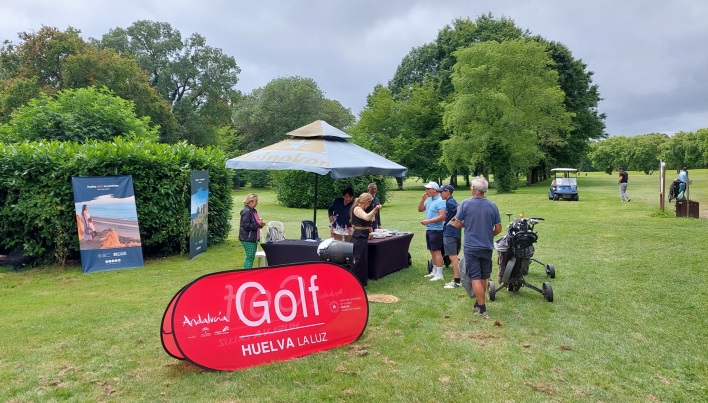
[489,216,555,302]
[669,179,683,202]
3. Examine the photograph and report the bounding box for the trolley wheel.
[546,264,556,279]
[543,282,554,302]
[573,194,579,201]
[553,194,559,201]
[488,281,496,301]
[427,259,432,274]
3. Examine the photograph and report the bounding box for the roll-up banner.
[161,262,369,371]
[190,170,209,259]
[72,175,144,274]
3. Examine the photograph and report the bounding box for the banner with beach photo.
[72,175,144,274]
[189,170,209,259]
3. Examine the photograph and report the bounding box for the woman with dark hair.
[239,193,266,268]
[349,192,381,286]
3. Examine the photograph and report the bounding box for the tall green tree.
[443,39,573,192]
[631,133,669,174]
[699,128,708,167]
[383,15,605,181]
[234,76,354,151]
[664,130,706,170]
[351,85,398,154]
[0,26,87,92]
[538,39,607,169]
[387,43,439,96]
[96,20,241,145]
[231,76,353,189]
[0,26,87,122]
[351,81,449,184]
[61,46,178,142]
[588,136,632,174]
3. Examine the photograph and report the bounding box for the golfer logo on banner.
[71,175,144,274]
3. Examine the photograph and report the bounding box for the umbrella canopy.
[225,120,407,226]
[226,120,407,178]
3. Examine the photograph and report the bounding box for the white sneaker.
[423,272,436,278]
[429,275,444,281]
[443,281,460,289]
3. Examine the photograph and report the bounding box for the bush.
[271,171,392,209]
[0,87,159,143]
[0,139,232,264]
[244,170,271,188]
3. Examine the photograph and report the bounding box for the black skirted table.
[260,240,320,266]
[261,233,414,280]
[366,233,414,279]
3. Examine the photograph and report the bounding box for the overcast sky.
[1,0,706,136]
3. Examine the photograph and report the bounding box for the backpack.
[266,225,285,243]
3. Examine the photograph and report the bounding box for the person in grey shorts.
[617,167,631,202]
[453,177,502,318]
[438,184,461,289]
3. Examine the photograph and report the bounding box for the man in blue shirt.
[679,167,688,183]
[418,182,447,281]
[454,177,502,318]
[678,167,689,199]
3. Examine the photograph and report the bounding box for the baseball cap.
[423,181,439,189]
[438,184,454,193]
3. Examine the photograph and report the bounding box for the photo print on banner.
[72,175,144,273]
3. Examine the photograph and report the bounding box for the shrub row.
[0,139,232,265]
[271,171,391,209]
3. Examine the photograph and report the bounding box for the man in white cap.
[418,181,447,281]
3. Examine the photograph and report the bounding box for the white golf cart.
[548,168,579,201]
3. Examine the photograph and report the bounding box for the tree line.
[588,130,708,175]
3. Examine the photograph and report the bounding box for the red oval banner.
[161,262,368,371]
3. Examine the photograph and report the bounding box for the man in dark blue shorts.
[439,184,461,289]
[454,177,502,318]
[418,182,447,281]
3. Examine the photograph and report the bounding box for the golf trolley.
[668,178,685,202]
[488,214,555,302]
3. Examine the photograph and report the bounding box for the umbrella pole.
[313,173,318,226]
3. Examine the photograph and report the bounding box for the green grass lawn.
[1,170,707,402]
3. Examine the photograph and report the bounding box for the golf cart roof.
[551,168,577,173]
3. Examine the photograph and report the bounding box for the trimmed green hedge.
[271,171,392,209]
[0,139,232,264]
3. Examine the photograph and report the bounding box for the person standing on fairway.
[618,167,631,202]
[454,177,502,318]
